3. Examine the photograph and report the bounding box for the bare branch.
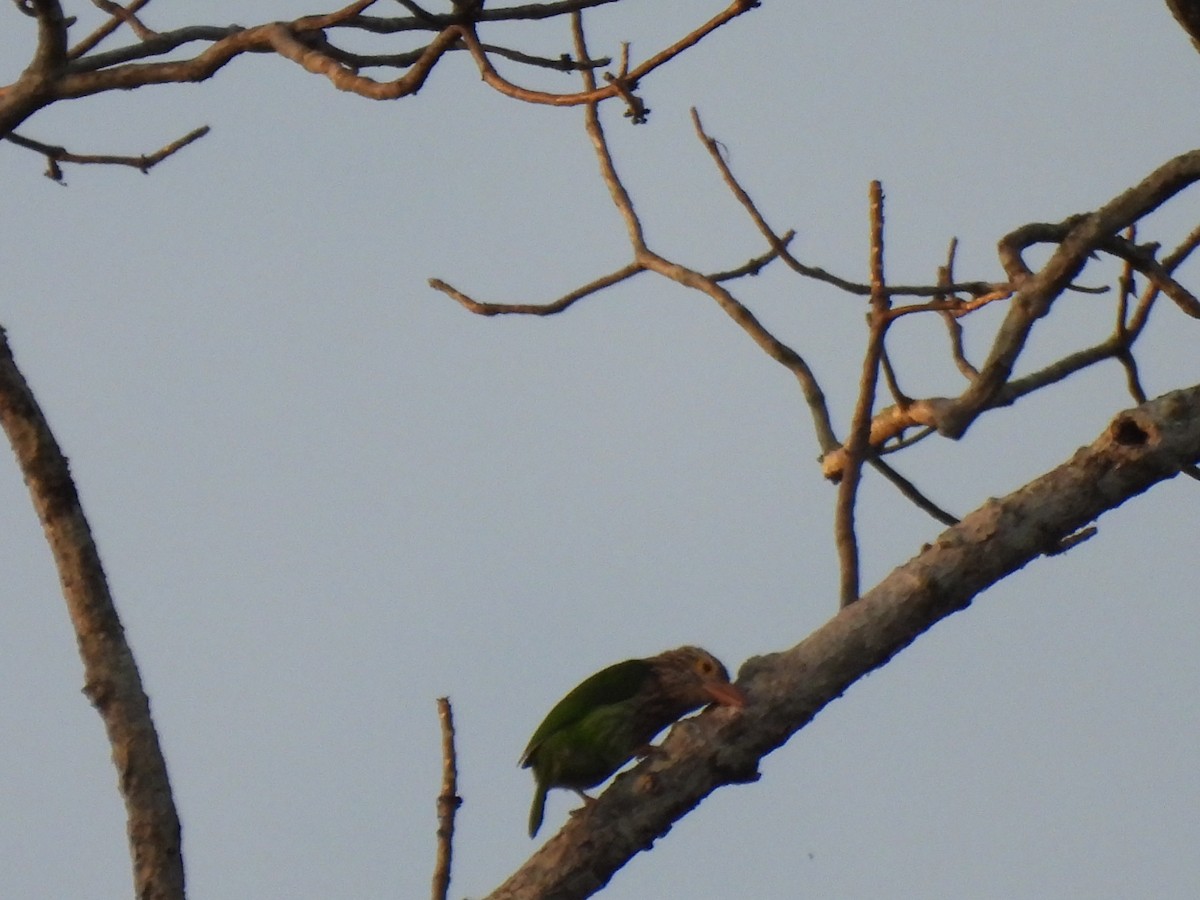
[689,109,1004,301]
[70,0,154,58]
[429,14,825,470]
[91,0,159,40]
[819,150,1200,482]
[937,239,980,380]
[2,2,758,139]
[5,124,209,181]
[1000,220,1200,318]
[487,386,1200,900]
[868,457,959,527]
[429,264,645,316]
[432,697,461,900]
[835,180,889,607]
[1128,220,1200,337]
[0,326,184,900]
[706,230,796,281]
[944,148,1200,438]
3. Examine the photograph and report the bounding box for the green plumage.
[520,646,745,837]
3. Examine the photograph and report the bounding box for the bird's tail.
[528,780,548,838]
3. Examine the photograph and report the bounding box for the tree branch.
[2,2,759,138]
[821,148,1200,481]
[0,326,184,900]
[5,124,209,181]
[70,0,155,59]
[431,697,461,900]
[834,180,889,607]
[27,0,69,73]
[487,384,1200,900]
[942,148,1200,438]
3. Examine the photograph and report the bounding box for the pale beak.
[703,681,747,709]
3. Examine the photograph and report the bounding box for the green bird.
[519,645,746,838]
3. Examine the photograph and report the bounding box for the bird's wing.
[520,658,651,766]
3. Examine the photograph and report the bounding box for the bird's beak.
[703,681,747,709]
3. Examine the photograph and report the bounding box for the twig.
[1115,225,1137,338]
[1128,220,1200,337]
[878,425,936,454]
[887,287,1014,320]
[879,345,910,407]
[428,264,644,316]
[448,1,759,118]
[689,108,1005,301]
[5,124,209,181]
[1001,219,1200,409]
[868,457,959,527]
[937,238,980,380]
[90,0,159,40]
[1113,231,1148,405]
[575,18,840,452]
[70,0,153,58]
[432,697,461,900]
[835,180,889,607]
[706,230,795,281]
[943,148,1200,439]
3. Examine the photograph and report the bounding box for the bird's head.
[650,646,746,710]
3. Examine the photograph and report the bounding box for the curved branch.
[1,2,758,139]
[690,109,1004,301]
[0,327,183,900]
[429,264,645,316]
[5,124,209,181]
[821,152,1200,480]
[943,148,1200,437]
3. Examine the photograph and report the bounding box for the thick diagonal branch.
[0,327,183,900]
[487,384,1200,900]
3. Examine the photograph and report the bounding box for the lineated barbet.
[520,645,746,837]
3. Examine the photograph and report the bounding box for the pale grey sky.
[2,3,1199,898]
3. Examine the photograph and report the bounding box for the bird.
[519,645,745,838]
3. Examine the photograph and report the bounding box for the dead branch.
[706,230,796,280]
[834,181,890,607]
[868,458,959,527]
[432,697,461,900]
[5,124,209,181]
[70,0,155,58]
[487,385,1200,900]
[689,108,1005,301]
[940,148,1200,438]
[434,13,838,452]
[0,326,184,900]
[818,149,1200,481]
[2,2,760,142]
[429,264,645,316]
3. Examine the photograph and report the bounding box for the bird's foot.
[568,789,597,817]
[634,743,667,761]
